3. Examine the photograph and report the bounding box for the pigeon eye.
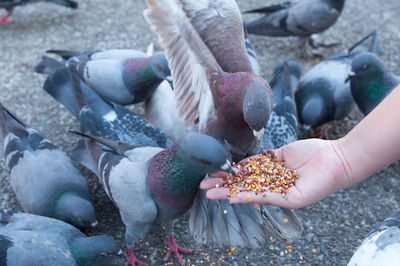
[362,64,369,70]
[201,159,211,165]
[157,65,163,71]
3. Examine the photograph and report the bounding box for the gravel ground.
[1,0,400,265]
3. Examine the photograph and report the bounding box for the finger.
[209,171,229,178]
[228,191,299,209]
[205,188,231,200]
[200,178,224,190]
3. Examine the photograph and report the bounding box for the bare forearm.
[337,85,400,187]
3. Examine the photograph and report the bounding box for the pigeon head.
[54,193,97,228]
[243,75,273,131]
[178,134,234,176]
[350,52,384,83]
[71,235,119,266]
[151,52,171,79]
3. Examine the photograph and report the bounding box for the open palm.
[201,139,350,209]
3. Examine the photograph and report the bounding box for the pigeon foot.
[0,12,12,24]
[125,247,147,266]
[163,234,191,265]
[310,124,330,140]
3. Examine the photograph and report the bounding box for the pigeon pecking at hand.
[348,52,400,115]
[35,48,171,105]
[0,209,118,266]
[244,0,345,58]
[0,102,97,229]
[0,0,78,24]
[295,30,380,139]
[71,132,235,266]
[144,0,303,251]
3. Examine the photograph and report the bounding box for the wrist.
[329,138,354,189]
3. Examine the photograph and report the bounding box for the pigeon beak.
[345,71,355,83]
[220,159,236,176]
[166,76,173,82]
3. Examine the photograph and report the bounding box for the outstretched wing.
[144,0,222,131]
[180,0,253,73]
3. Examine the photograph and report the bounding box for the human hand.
[201,138,352,209]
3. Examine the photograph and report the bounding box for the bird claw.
[125,247,147,266]
[0,13,12,24]
[163,234,191,265]
[310,125,330,140]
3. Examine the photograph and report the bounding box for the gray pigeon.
[244,0,345,57]
[261,61,301,150]
[36,56,173,148]
[0,0,77,23]
[295,30,379,139]
[35,48,171,105]
[144,0,302,250]
[0,209,119,266]
[348,210,400,266]
[0,103,97,229]
[348,52,400,115]
[71,132,235,266]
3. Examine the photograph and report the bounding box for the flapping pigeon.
[71,132,235,266]
[0,103,97,229]
[35,48,170,105]
[261,61,301,150]
[35,56,173,148]
[348,210,400,266]
[244,0,345,58]
[0,0,77,24]
[295,30,379,139]
[348,52,400,115]
[144,0,302,250]
[0,209,118,266]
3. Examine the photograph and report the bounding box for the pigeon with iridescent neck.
[144,0,304,251]
[35,48,170,105]
[348,52,399,115]
[0,0,77,24]
[0,103,97,229]
[71,132,234,266]
[296,30,380,139]
[0,210,118,266]
[36,56,173,148]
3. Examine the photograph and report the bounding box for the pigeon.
[348,210,400,266]
[348,52,400,115]
[0,209,119,266]
[35,48,171,105]
[261,61,301,151]
[36,56,173,148]
[295,30,379,139]
[71,132,235,266]
[244,0,345,58]
[0,0,77,24]
[144,0,302,250]
[0,103,97,229]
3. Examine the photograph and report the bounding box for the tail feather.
[34,56,64,75]
[43,66,80,118]
[0,102,28,143]
[71,139,99,176]
[46,49,81,60]
[50,0,78,9]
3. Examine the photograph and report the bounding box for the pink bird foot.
[310,124,330,139]
[0,12,13,24]
[125,247,147,266]
[163,234,191,265]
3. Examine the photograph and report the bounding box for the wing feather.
[144,0,221,130]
